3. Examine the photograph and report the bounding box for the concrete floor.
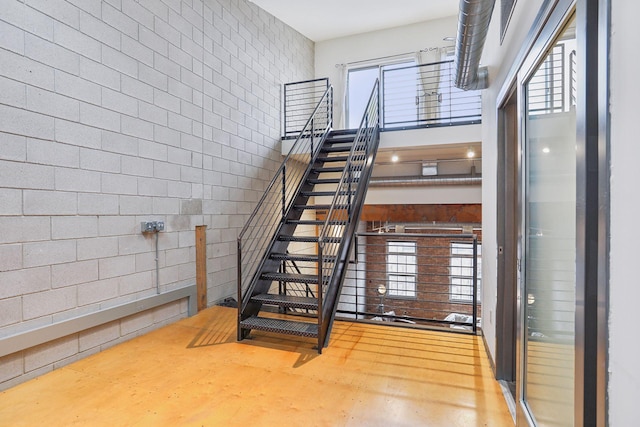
[0,306,513,426]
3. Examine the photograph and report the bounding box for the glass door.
[520,13,577,426]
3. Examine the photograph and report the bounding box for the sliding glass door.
[520,13,577,427]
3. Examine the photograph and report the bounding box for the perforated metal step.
[325,135,355,144]
[240,316,319,337]
[250,293,318,310]
[317,155,349,163]
[261,272,321,284]
[301,190,355,197]
[320,145,352,153]
[278,235,342,243]
[308,177,358,185]
[312,166,345,173]
[293,204,349,210]
[285,219,341,226]
[270,252,336,262]
[270,252,318,262]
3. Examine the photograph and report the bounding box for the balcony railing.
[382,60,481,129]
[283,78,330,138]
[283,61,481,137]
[338,231,480,333]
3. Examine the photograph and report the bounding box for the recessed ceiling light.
[542,147,550,154]
[391,154,399,162]
[466,148,475,158]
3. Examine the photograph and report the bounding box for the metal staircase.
[237,80,380,353]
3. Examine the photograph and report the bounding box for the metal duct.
[369,174,482,187]
[454,0,496,90]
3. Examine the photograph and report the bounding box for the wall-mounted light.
[466,147,476,158]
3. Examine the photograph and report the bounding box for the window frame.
[346,59,417,129]
[385,240,418,299]
[449,241,482,303]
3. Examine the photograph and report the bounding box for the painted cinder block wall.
[0,0,313,390]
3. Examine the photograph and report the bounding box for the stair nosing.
[240,316,319,338]
[250,293,318,309]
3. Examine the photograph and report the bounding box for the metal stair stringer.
[237,79,381,353]
[317,128,381,349]
[238,131,356,343]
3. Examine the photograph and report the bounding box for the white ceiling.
[249,0,460,42]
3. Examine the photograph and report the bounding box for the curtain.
[415,48,444,123]
[335,64,348,130]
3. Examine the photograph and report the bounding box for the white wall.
[315,16,458,129]
[609,1,640,423]
[313,20,484,208]
[0,0,313,390]
[365,186,481,205]
[479,0,545,362]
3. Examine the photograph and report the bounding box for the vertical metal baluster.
[310,118,314,154]
[281,166,286,219]
[237,239,243,340]
[317,243,324,353]
[472,235,478,334]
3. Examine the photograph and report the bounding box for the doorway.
[496,86,518,401]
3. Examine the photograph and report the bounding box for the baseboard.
[0,284,197,358]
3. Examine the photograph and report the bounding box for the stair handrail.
[238,84,333,316]
[316,79,380,350]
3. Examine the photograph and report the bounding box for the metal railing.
[528,44,565,115]
[282,63,481,136]
[237,85,333,315]
[283,78,330,138]
[316,79,381,348]
[337,231,480,333]
[382,60,482,129]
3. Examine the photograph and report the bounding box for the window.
[347,60,416,128]
[450,242,482,302]
[386,241,417,298]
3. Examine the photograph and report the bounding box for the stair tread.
[317,155,349,162]
[300,190,355,197]
[308,178,359,184]
[285,219,342,225]
[240,316,318,337]
[325,137,354,143]
[294,204,349,210]
[278,235,317,242]
[271,252,336,262]
[312,166,345,173]
[261,271,323,284]
[250,293,318,309]
[320,146,352,153]
[277,235,342,243]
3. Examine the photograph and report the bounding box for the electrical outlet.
[141,221,164,233]
[141,221,155,233]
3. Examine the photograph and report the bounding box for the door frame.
[494,0,609,424]
[495,85,518,387]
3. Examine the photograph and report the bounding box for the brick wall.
[0,0,314,389]
[363,229,483,323]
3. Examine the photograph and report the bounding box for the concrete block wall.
[0,0,314,390]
